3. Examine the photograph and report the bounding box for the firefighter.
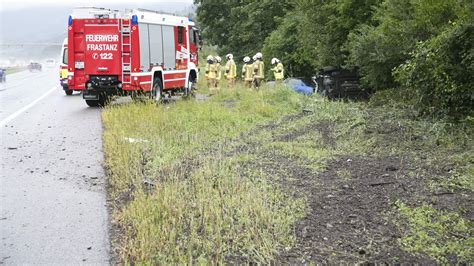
[271,58,284,82]
[214,56,222,90]
[224,54,237,88]
[242,56,254,88]
[205,55,217,91]
[253,52,265,89]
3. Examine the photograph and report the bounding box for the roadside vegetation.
[396,202,472,263]
[101,0,472,263]
[195,0,473,118]
[103,82,472,263]
[5,67,26,75]
[103,85,308,263]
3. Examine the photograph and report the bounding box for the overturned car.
[313,66,368,99]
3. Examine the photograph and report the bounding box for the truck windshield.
[62,48,68,65]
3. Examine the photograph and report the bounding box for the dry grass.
[102,84,307,263]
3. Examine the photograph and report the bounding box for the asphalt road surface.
[0,68,110,264]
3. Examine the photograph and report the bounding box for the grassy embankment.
[103,84,308,263]
[103,81,473,263]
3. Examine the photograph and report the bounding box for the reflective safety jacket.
[272,62,284,80]
[253,60,265,79]
[205,63,217,79]
[224,59,237,79]
[242,63,254,82]
[216,63,222,80]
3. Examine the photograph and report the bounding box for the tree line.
[194,0,473,118]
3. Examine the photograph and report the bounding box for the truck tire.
[98,93,110,107]
[151,78,163,102]
[184,79,196,99]
[65,90,73,96]
[85,100,100,107]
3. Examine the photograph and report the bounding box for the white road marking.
[0,86,58,127]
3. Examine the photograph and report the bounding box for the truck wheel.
[98,93,110,107]
[184,79,196,99]
[85,100,100,107]
[152,78,163,102]
[65,90,73,96]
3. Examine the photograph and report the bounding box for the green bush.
[346,0,467,90]
[262,10,314,79]
[394,22,473,118]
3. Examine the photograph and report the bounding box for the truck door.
[175,26,188,70]
[188,26,199,67]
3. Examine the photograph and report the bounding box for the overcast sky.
[0,0,195,64]
[0,0,194,11]
[0,0,195,43]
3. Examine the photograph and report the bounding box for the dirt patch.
[232,108,472,263]
[273,155,434,263]
[238,138,432,263]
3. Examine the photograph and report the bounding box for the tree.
[195,0,473,117]
[262,10,313,79]
[345,0,469,89]
[394,21,474,117]
[194,0,293,62]
[296,0,382,69]
[193,1,233,48]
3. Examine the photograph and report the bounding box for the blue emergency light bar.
[131,15,138,25]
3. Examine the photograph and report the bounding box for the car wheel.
[65,90,73,96]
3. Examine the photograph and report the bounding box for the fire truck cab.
[67,7,200,107]
[59,38,72,95]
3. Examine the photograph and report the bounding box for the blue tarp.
[284,78,313,95]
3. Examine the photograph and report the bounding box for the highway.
[0,68,110,264]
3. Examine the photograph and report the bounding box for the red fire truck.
[67,7,201,107]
